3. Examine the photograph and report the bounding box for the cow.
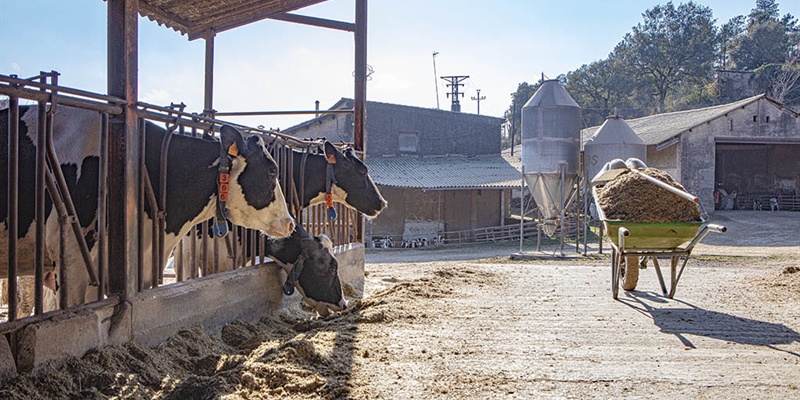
[286,141,386,218]
[1,104,295,314]
[172,140,386,313]
[261,222,347,316]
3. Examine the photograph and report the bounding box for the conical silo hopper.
[521,80,581,236]
[584,115,646,184]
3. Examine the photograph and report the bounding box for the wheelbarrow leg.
[667,254,691,299]
[611,248,620,299]
[651,256,668,296]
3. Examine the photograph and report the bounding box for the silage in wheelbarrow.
[593,167,704,249]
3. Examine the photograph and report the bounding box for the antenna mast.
[432,52,440,109]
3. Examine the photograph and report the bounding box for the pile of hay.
[595,168,701,223]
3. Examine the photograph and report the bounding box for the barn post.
[353,0,367,243]
[107,0,140,300]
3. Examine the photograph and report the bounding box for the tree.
[565,58,636,127]
[502,82,539,150]
[730,19,790,69]
[614,1,718,112]
[727,0,799,70]
[719,16,746,69]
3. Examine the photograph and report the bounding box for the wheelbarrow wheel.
[621,256,640,291]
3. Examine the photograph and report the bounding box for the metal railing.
[2,72,363,328]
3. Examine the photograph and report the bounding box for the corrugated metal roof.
[137,0,329,40]
[366,156,521,190]
[581,94,766,146]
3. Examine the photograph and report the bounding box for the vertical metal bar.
[201,220,208,277]
[231,225,238,270]
[353,0,368,244]
[7,97,19,321]
[203,33,215,116]
[107,0,139,298]
[519,165,524,253]
[176,239,184,282]
[98,113,108,300]
[137,117,145,291]
[34,81,47,315]
[189,225,197,279]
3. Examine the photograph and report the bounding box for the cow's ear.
[220,125,246,157]
[315,234,334,250]
[323,141,343,161]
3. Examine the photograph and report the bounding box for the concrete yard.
[1,210,798,399]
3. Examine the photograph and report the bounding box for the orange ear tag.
[227,142,239,157]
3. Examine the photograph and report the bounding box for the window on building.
[399,132,419,153]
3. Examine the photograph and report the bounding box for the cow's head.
[324,141,387,218]
[220,125,294,238]
[290,232,347,316]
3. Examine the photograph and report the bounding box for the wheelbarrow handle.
[706,224,727,233]
[629,168,699,203]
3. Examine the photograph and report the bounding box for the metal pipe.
[34,85,47,315]
[214,109,354,117]
[137,118,146,292]
[519,165,525,253]
[0,74,126,105]
[98,113,109,300]
[7,96,19,321]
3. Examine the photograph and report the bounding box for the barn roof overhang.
[136,0,350,40]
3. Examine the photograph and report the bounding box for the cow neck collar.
[214,141,239,237]
[325,152,337,220]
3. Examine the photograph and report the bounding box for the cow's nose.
[339,298,348,310]
[285,217,296,235]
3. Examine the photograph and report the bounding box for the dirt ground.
[1,210,798,399]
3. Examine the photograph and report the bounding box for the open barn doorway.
[715,142,800,211]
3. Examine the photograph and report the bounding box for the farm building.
[581,94,800,212]
[283,99,520,244]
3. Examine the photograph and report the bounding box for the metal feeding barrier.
[592,158,727,299]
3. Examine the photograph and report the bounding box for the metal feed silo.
[521,80,581,236]
[583,115,646,183]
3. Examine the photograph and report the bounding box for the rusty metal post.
[203,33,215,116]
[6,96,19,320]
[107,0,139,297]
[34,77,47,315]
[353,0,367,244]
[98,113,109,300]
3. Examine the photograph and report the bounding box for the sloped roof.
[581,94,772,146]
[366,156,521,190]
[136,0,331,40]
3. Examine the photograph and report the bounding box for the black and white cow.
[173,140,386,313]
[288,141,386,218]
[262,222,347,316]
[1,104,294,311]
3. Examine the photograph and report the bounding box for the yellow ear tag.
[326,153,336,164]
[227,142,239,157]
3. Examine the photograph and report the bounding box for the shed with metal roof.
[580,94,800,211]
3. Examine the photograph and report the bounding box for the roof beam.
[267,12,355,32]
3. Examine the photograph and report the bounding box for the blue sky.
[1,0,797,129]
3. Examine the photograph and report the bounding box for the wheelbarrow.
[590,159,727,299]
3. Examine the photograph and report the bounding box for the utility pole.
[471,89,486,114]
[441,75,469,112]
[432,51,440,109]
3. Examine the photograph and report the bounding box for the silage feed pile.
[595,168,701,223]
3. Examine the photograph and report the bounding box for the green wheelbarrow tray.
[591,185,706,250]
[601,220,704,249]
